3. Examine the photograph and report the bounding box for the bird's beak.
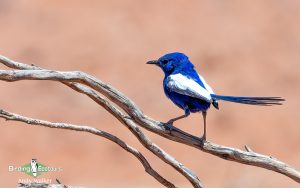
[146,60,159,65]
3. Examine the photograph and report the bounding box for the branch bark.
[1,55,299,186]
[0,109,176,188]
[0,55,203,188]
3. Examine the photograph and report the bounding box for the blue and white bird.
[147,52,284,140]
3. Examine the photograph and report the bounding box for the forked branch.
[0,55,299,187]
[0,55,202,188]
[0,109,176,188]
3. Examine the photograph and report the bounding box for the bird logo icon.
[30,159,38,177]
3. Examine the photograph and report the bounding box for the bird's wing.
[166,74,212,102]
[197,73,214,94]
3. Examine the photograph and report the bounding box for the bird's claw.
[163,121,174,131]
[200,135,207,142]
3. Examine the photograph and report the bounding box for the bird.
[147,52,284,140]
[30,159,38,177]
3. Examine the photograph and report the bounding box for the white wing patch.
[198,74,214,94]
[167,74,212,102]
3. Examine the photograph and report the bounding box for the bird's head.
[147,52,194,74]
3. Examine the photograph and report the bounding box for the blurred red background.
[0,1,299,187]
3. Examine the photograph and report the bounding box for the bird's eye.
[161,60,168,65]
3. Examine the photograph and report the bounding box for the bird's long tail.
[211,94,284,106]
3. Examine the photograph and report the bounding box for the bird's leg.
[167,107,190,124]
[164,107,190,130]
[202,111,207,140]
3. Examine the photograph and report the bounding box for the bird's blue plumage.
[159,52,211,112]
[162,62,211,112]
[163,87,211,112]
[158,52,206,88]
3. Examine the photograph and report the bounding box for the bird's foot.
[163,121,174,131]
[201,134,207,142]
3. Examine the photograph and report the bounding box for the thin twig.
[0,109,176,188]
[56,179,68,188]
[244,145,253,152]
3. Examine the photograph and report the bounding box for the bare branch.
[1,55,299,185]
[0,56,203,187]
[0,109,176,188]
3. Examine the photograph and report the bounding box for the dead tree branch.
[0,55,299,186]
[0,109,176,188]
[0,55,202,188]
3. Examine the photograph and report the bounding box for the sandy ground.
[0,1,299,187]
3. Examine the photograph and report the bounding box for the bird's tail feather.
[211,94,284,106]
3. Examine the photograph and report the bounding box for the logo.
[9,159,63,177]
